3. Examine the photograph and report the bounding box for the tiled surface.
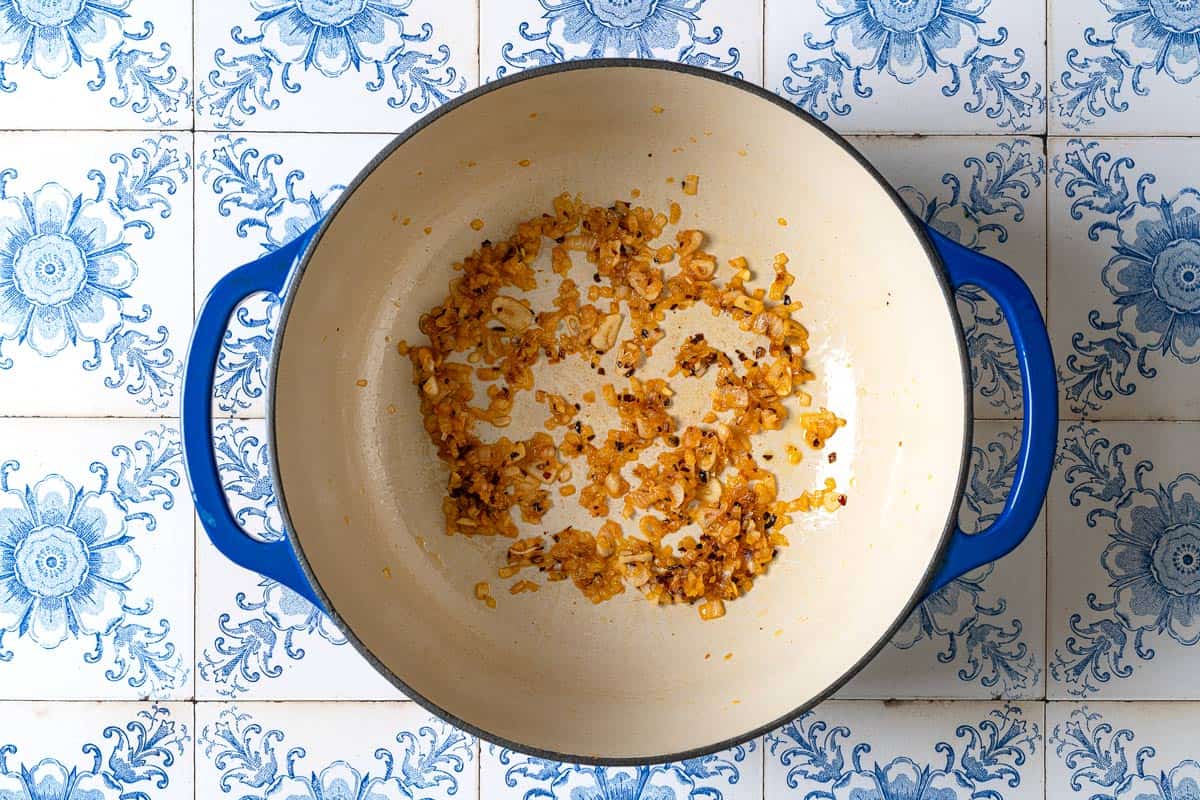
[1050,137,1200,420]
[0,419,194,699]
[0,3,192,129]
[3,1,1200,797]
[1048,421,1200,699]
[0,132,193,416]
[1049,0,1200,134]
[766,0,1047,134]
[766,701,1044,800]
[0,703,194,798]
[195,703,477,798]
[481,0,765,83]
[194,0,477,131]
[1047,702,1200,800]
[483,738,763,800]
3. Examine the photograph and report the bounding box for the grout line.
[191,4,203,795]
[191,699,198,799]
[1042,106,1053,796]
[761,730,768,799]
[761,0,767,88]
[1042,0,1052,753]
[476,735,483,800]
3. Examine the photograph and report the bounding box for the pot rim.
[264,57,974,767]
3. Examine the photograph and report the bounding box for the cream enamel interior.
[270,65,969,761]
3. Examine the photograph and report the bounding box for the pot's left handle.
[181,227,324,610]
[923,228,1057,596]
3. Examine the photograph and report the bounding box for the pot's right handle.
[922,228,1057,596]
[181,227,324,610]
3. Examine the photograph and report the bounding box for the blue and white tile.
[196,702,476,798]
[481,0,764,84]
[195,132,393,417]
[0,131,193,417]
[836,421,1045,700]
[0,419,193,700]
[766,0,1046,134]
[196,418,403,699]
[1048,421,1200,699]
[0,0,192,129]
[195,0,477,133]
[852,136,1047,420]
[1050,0,1200,134]
[0,702,193,799]
[766,701,1044,800]
[1048,702,1200,800]
[1050,138,1200,420]
[481,738,762,800]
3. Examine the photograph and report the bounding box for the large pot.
[182,61,1056,765]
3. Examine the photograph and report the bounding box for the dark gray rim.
[265,58,973,767]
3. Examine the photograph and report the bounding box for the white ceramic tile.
[0,131,193,417]
[1050,0,1200,134]
[195,0,478,132]
[195,131,393,417]
[1049,421,1200,699]
[196,418,403,700]
[1050,137,1200,420]
[0,419,194,700]
[0,703,193,798]
[0,0,192,129]
[853,135,1047,420]
[766,0,1047,134]
[481,739,763,800]
[481,0,764,84]
[836,421,1046,700]
[765,701,1044,800]
[1048,702,1200,800]
[196,702,476,798]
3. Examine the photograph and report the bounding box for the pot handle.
[923,228,1057,596]
[181,226,324,610]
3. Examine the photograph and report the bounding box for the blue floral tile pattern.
[1050,138,1200,420]
[765,702,1043,800]
[766,0,1046,133]
[0,0,191,129]
[1049,422,1200,699]
[196,703,475,799]
[482,740,761,799]
[0,132,191,417]
[195,0,477,132]
[481,0,764,84]
[0,420,192,699]
[1048,703,1200,800]
[0,702,192,799]
[1051,0,1200,134]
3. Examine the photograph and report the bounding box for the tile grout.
[1042,0,1053,777]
